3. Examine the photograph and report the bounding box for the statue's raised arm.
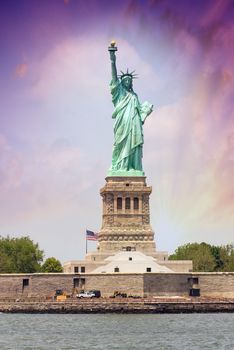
[108,41,118,83]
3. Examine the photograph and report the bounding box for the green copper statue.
[108,41,153,177]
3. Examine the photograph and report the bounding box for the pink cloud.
[201,0,230,26]
[0,132,94,226]
[144,70,234,242]
[0,134,24,190]
[15,63,28,78]
[0,134,10,151]
[175,30,199,57]
[213,23,234,51]
[29,37,159,103]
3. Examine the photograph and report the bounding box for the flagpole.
[85,229,87,254]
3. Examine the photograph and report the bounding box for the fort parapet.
[1,272,234,300]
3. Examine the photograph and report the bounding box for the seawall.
[1,298,234,314]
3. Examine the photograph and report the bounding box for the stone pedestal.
[63,176,193,274]
[98,176,156,254]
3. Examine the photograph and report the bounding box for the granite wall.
[0,272,234,299]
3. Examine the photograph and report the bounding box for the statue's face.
[122,76,132,91]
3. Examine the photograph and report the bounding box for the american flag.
[86,230,98,241]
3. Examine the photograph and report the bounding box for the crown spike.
[119,68,138,80]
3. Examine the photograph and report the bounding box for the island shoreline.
[1,298,234,314]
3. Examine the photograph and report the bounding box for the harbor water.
[0,313,234,349]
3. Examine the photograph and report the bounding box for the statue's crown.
[119,69,138,80]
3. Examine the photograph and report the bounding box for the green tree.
[41,257,63,273]
[169,242,216,272]
[0,251,14,273]
[210,245,224,270]
[211,244,234,272]
[169,242,234,272]
[0,236,44,273]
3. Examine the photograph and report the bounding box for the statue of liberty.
[108,41,153,177]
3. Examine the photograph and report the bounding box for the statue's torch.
[108,40,118,52]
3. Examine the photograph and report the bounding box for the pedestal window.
[125,197,131,209]
[134,197,139,210]
[117,197,122,209]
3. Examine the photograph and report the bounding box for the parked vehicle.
[112,291,127,298]
[76,291,95,298]
[55,289,63,297]
[89,290,101,298]
[54,289,66,300]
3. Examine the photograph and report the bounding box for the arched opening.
[125,197,130,209]
[134,197,139,210]
[117,197,122,209]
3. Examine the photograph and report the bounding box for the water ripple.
[0,313,234,349]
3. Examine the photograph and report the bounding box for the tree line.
[1,236,234,273]
[169,242,234,272]
[0,236,63,273]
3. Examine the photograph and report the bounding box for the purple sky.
[0,0,234,262]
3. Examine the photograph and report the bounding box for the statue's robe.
[110,79,153,172]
